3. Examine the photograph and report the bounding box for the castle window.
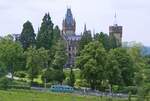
[69,46,71,51]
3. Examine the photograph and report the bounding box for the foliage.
[79,30,92,52]
[94,32,110,51]
[14,71,27,78]
[41,69,65,84]
[94,32,119,50]
[41,69,54,83]
[137,55,150,100]
[75,79,89,88]
[25,46,49,86]
[76,41,107,89]
[109,35,119,49]
[20,21,36,50]
[0,36,24,79]
[107,48,135,86]
[52,70,66,83]
[52,39,67,70]
[0,77,10,90]
[127,45,145,86]
[36,13,54,49]
[67,68,75,87]
[53,25,61,43]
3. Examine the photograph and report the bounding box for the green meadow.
[0,89,129,101]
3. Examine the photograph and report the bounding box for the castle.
[62,8,123,67]
[12,8,123,68]
[61,8,81,68]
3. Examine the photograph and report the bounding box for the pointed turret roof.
[113,13,118,26]
[84,24,87,32]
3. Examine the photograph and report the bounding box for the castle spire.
[84,23,87,32]
[113,12,118,26]
[93,28,95,35]
[62,8,76,35]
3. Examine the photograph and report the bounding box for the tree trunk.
[90,80,96,90]
[30,67,34,87]
[30,77,33,87]
[10,63,14,80]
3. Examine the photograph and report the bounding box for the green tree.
[41,69,65,84]
[94,32,110,51]
[20,21,36,50]
[127,45,145,86]
[109,35,118,49]
[53,25,61,42]
[52,39,67,70]
[36,13,54,49]
[25,46,49,86]
[67,68,75,87]
[0,77,10,90]
[76,41,107,90]
[106,49,123,87]
[41,38,66,84]
[79,30,92,52]
[48,26,61,65]
[137,55,150,100]
[41,69,53,83]
[0,35,23,79]
[53,70,66,84]
[108,48,135,86]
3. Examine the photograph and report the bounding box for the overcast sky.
[0,0,150,46]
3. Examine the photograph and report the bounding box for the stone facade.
[109,24,123,46]
[12,34,20,41]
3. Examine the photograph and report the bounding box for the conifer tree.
[36,13,54,49]
[94,32,110,51]
[20,21,36,50]
[53,25,61,42]
[52,39,67,70]
[79,30,92,52]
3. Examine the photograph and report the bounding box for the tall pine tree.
[79,30,92,52]
[20,21,36,50]
[53,25,61,42]
[94,32,110,51]
[52,39,67,70]
[36,13,54,49]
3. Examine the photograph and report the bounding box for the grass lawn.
[0,89,129,101]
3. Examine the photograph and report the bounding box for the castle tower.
[62,8,81,68]
[109,14,123,46]
[62,8,76,35]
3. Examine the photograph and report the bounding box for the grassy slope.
[0,90,128,101]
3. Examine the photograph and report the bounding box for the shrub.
[14,71,27,78]
[75,79,89,88]
[0,77,10,90]
[119,86,138,94]
[8,85,30,90]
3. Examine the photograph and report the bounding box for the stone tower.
[109,14,123,46]
[62,8,76,35]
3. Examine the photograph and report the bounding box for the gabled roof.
[64,34,81,41]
